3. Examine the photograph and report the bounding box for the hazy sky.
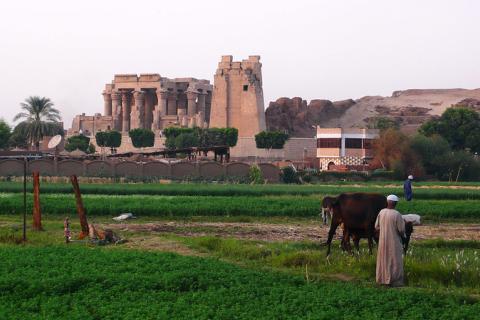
[1,0,479,127]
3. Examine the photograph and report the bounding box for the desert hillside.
[266,88,480,137]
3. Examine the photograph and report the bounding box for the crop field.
[0,193,478,221]
[0,246,479,320]
[0,180,479,319]
[1,181,480,199]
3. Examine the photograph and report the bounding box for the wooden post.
[70,175,89,239]
[32,171,43,231]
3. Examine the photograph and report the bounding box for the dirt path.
[102,221,480,242]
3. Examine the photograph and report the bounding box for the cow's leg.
[343,229,353,254]
[341,228,348,251]
[353,236,360,252]
[367,231,374,255]
[321,208,327,225]
[326,221,339,256]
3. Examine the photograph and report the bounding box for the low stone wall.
[0,159,280,182]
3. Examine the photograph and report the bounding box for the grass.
[0,245,479,319]
[0,193,478,221]
[1,181,480,200]
[181,236,480,296]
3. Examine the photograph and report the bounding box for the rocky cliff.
[265,88,480,137]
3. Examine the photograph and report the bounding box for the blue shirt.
[403,179,413,201]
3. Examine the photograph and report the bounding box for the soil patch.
[101,221,480,242]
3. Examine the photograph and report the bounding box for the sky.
[0,0,479,127]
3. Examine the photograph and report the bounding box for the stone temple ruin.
[68,56,268,153]
[210,55,266,137]
[69,75,213,136]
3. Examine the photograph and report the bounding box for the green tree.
[65,135,91,153]
[420,107,480,152]
[13,96,62,150]
[224,128,238,147]
[95,131,108,148]
[175,132,199,149]
[105,131,122,153]
[0,119,12,150]
[8,123,28,149]
[129,128,155,148]
[255,131,289,149]
[410,134,451,177]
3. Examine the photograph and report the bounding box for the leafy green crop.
[0,246,478,319]
[1,182,480,200]
[0,193,478,220]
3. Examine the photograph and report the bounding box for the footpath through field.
[102,221,480,242]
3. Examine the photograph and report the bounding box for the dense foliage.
[0,119,11,150]
[96,130,122,153]
[1,181,480,200]
[281,166,299,184]
[0,193,478,220]
[12,96,63,150]
[7,123,28,149]
[164,127,238,150]
[248,164,263,184]
[372,126,480,181]
[65,135,94,153]
[0,247,478,319]
[128,128,155,148]
[255,131,289,149]
[421,107,480,152]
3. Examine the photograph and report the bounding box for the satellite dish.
[48,135,62,149]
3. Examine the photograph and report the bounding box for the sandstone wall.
[0,160,280,182]
[230,137,316,161]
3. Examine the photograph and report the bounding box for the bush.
[175,132,199,149]
[281,166,298,184]
[65,135,91,153]
[248,164,263,184]
[129,128,155,148]
[255,131,289,149]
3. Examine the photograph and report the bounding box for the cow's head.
[321,196,337,225]
[403,222,414,254]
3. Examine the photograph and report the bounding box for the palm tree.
[13,96,62,150]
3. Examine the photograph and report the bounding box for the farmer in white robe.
[375,194,406,287]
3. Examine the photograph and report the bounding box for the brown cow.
[325,193,387,256]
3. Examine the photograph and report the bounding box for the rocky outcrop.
[266,88,480,137]
[266,97,355,137]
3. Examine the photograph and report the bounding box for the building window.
[363,139,373,149]
[345,138,362,149]
[317,138,341,148]
[243,85,248,91]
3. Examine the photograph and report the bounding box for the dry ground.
[102,221,480,243]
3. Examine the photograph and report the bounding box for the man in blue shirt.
[403,175,413,201]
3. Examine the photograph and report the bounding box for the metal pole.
[23,157,27,242]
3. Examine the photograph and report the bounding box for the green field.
[1,181,480,199]
[0,246,478,319]
[0,193,478,220]
[0,180,479,318]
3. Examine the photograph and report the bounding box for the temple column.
[102,91,112,116]
[111,91,122,131]
[152,89,168,131]
[131,90,145,129]
[121,91,130,132]
[197,92,206,128]
[187,91,198,117]
[144,90,154,130]
[167,93,177,116]
[157,89,168,116]
[177,93,187,121]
